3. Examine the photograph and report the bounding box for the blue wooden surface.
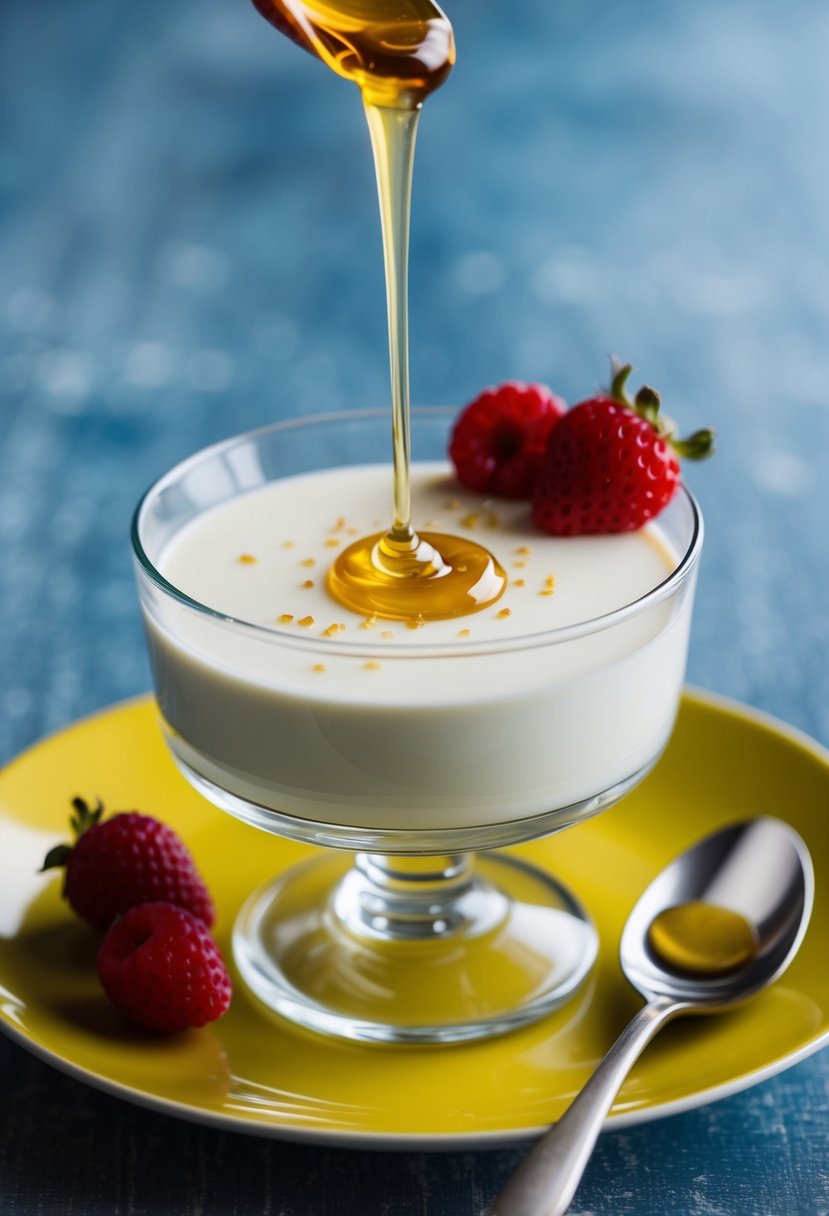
[1,0,828,1212]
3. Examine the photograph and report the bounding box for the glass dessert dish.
[132,408,703,1044]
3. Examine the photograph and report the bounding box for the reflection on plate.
[0,690,827,1148]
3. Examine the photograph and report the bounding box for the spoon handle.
[485,995,683,1216]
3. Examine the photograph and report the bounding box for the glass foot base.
[233,852,598,1044]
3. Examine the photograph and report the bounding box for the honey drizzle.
[254,0,506,624]
[327,98,507,620]
[367,101,418,542]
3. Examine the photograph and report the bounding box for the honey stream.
[253,0,507,621]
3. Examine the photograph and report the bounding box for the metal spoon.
[485,817,814,1216]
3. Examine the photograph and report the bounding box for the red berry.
[43,798,215,930]
[533,397,681,535]
[532,363,714,536]
[97,902,232,1033]
[449,381,565,498]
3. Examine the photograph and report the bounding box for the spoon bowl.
[486,816,814,1216]
[622,817,813,1009]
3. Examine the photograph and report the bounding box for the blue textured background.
[1,0,827,1212]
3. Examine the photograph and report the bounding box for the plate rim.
[2,1006,828,1151]
[1,685,828,1150]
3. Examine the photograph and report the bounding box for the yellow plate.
[1,690,827,1148]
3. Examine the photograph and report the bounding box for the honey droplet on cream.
[328,530,505,623]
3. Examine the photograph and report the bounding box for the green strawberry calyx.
[41,796,105,872]
[609,358,715,461]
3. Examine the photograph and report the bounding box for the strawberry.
[532,361,714,535]
[449,381,566,498]
[42,797,215,930]
[97,902,232,1033]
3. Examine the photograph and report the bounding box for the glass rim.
[131,407,704,660]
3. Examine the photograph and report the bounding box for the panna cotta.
[137,459,699,833]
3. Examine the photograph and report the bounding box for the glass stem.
[332,852,508,941]
[364,100,421,543]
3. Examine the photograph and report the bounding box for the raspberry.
[532,363,713,535]
[97,902,232,1033]
[42,798,215,930]
[449,381,565,498]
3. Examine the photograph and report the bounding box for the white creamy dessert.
[139,462,697,831]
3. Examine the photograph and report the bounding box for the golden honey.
[254,0,507,621]
[251,0,455,108]
[648,901,760,975]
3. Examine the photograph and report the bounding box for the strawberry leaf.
[671,428,716,461]
[609,359,633,403]
[633,385,662,426]
[41,844,72,872]
[70,796,105,838]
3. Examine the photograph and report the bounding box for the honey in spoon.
[648,901,760,975]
